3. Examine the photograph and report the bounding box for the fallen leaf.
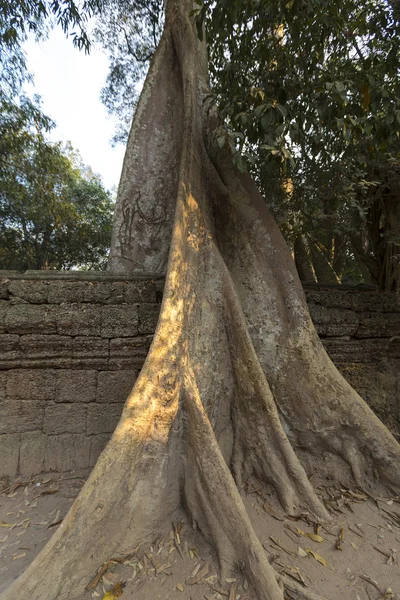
[305,548,329,567]
[297,547,308,557]
[351,542,359,550]
[296,528,324,543]
[0,522,13,528]
[41,489,59,495]
[263,502,284,521]
[101,582,125,600]
[176,583,184,592]
[13,552,27,560]
[229,583,236,600]
[187,562,209,584]
[269,537,294,555]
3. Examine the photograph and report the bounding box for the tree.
[0,97,114,270]
[2,1,400,599]
[97,0,400,288]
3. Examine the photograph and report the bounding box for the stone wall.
[0,271,163,477]
[0,272,399,477]
[305,285,400,435]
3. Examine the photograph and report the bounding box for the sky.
[23,28,127,191]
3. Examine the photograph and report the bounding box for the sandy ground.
[0,473,399,600]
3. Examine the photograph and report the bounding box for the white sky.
[23,28,128,191]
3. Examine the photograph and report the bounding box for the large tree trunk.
[3,2,400,599]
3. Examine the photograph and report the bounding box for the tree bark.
[3,2,400,599]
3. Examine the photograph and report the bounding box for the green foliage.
[202,0,400,287]
[0,97,114,271]
[94,0,163,143]
[0,0,103,101]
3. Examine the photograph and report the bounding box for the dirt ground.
[0,472,399,600]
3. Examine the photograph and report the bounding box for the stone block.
[0,281,9,300]
[43,434,91,471]
[124,280,157,304]
[6,369,56,401]
[5,304,57,334]
[47,282,86,304]
[19,335,73,369]
[0,433,20,477]
[355,312,400,339]
[83,282,125,304]
[0,301,7,332]
[138,303,160,334]
[305,287,398,313]
[43,404,87,434]
[322,338,389,363]
[89,434,110,466]
[100,305,139,338]
[309,304,359,337]
[86,403,124,435]
[56,305,101,336]
[8,281,48,304]
[155,279,165,303]
[19,431,45,476]
[56,370,97,403]
[109,337,149,370]
[0,334,20,368]
[0,399,45,433]
[73,337,109,369]
[0,372,6,401]
[97,370,136,404]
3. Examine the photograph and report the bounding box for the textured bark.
[3,2,400,600]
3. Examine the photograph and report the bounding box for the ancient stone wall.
[0,273,399,477]
[0,272,162,478]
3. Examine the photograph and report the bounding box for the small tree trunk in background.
[3,1,400,599]
[294,235,316,283]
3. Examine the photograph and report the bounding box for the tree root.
[2,1,400,599]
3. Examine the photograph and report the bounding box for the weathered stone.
[43,404,87,434]
[155,279,165,303]
[43,434,91,471]
[47,281,86,304]
[8,281,49,304]
[309,304,359,337]
[5,304,57,334]
[338,361,400,434]
[56,305,101,336]
[19,335,74,369]
[322,338,389,363]
[6,369,56,401]
[89,434,110,466]
[100,305,139,338]
[97,370,136,403]
[0,281,9,300]
[0,434,20,476]
[355,312,400,338]
[305,286,398,313]
[124,280,157,303]
[0,372,6,400]
[86,403,125,435]
[0,334,20,368]
[138,303,161,334]
[20,431,45,476]
[0,399,45,433]
[83,282,125,304]
[73,337,109,369]
[109,337,149,370]
[0,301,7,333]
[56,370,97,403]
